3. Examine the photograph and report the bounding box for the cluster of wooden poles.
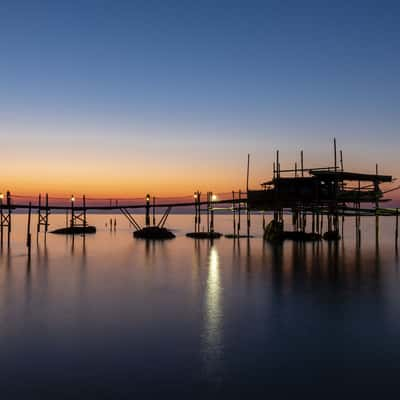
[1,191,400,257]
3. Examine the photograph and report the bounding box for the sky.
[0,0,399,199]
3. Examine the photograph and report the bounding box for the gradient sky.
[1,0,399,198]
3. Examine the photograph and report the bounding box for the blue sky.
[0,0,399,195]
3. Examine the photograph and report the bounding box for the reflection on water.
[202,246,223,381]
[1,214,400,395]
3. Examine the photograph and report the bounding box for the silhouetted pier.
[1,140,400,254]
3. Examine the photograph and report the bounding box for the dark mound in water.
[281,231,322,242]
[323,230,341,241]
[51,226,96,235]
[134,226,175,240]
[186,231,222,239]
[224,234,254,239]
[264,220,321,242]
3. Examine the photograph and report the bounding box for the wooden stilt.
[232,191,236,237]
[27,201,32,257]
[152,196,156,226]
[145,194,150,227]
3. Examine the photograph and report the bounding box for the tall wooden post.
[237,190,241,236]
[395,208,399,249]
[232,191,236,237]
[206,192,210,233]
[45,193,49,233]
[375,164,379,245]
[37,193,42,233]
[145,194,150,227]
[262,211,266,231]
[210,192,214,234]
[194,192,198,233]
[83,195,87,227]
[197,192,201,232]
[152,196,156,226]
[7,191,11,237]
[71,195,75,231]
[333,137,337,171]
[27,202,32,257]
[0,193,3,246]
[5,191,11,246]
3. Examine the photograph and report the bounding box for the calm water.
[1,213,400,397]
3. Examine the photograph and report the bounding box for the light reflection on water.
[202,246,223,381]
[0,214,400,396]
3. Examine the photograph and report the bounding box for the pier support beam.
[0,191,12,247]
[37,193,50,235]
[145,194,151,227]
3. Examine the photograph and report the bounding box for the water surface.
[1,214,400,397]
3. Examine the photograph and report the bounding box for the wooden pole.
[333,138,337,171]
[27,201,32,257]
[340,150,344,172]
[237,190,241,236]
[45,193,49,233]
[246,153,250,192]
[276,150,280,178]
[232,191,236,237]
[152,196,156,226]
[7,191,11,235]
[207,192,210,233]
[71,195,75,231]
[83,195,87,227]
[301,150,304,177]
[396,208,399,248]
[145,194,150,227]
[197,192,201,232]
[37,193,41,233]
[210,193,214,233]
[194,192,198,233]
[0,194,3,246]
[375,164,379,245]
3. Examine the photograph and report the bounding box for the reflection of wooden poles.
[262,211,266,231]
